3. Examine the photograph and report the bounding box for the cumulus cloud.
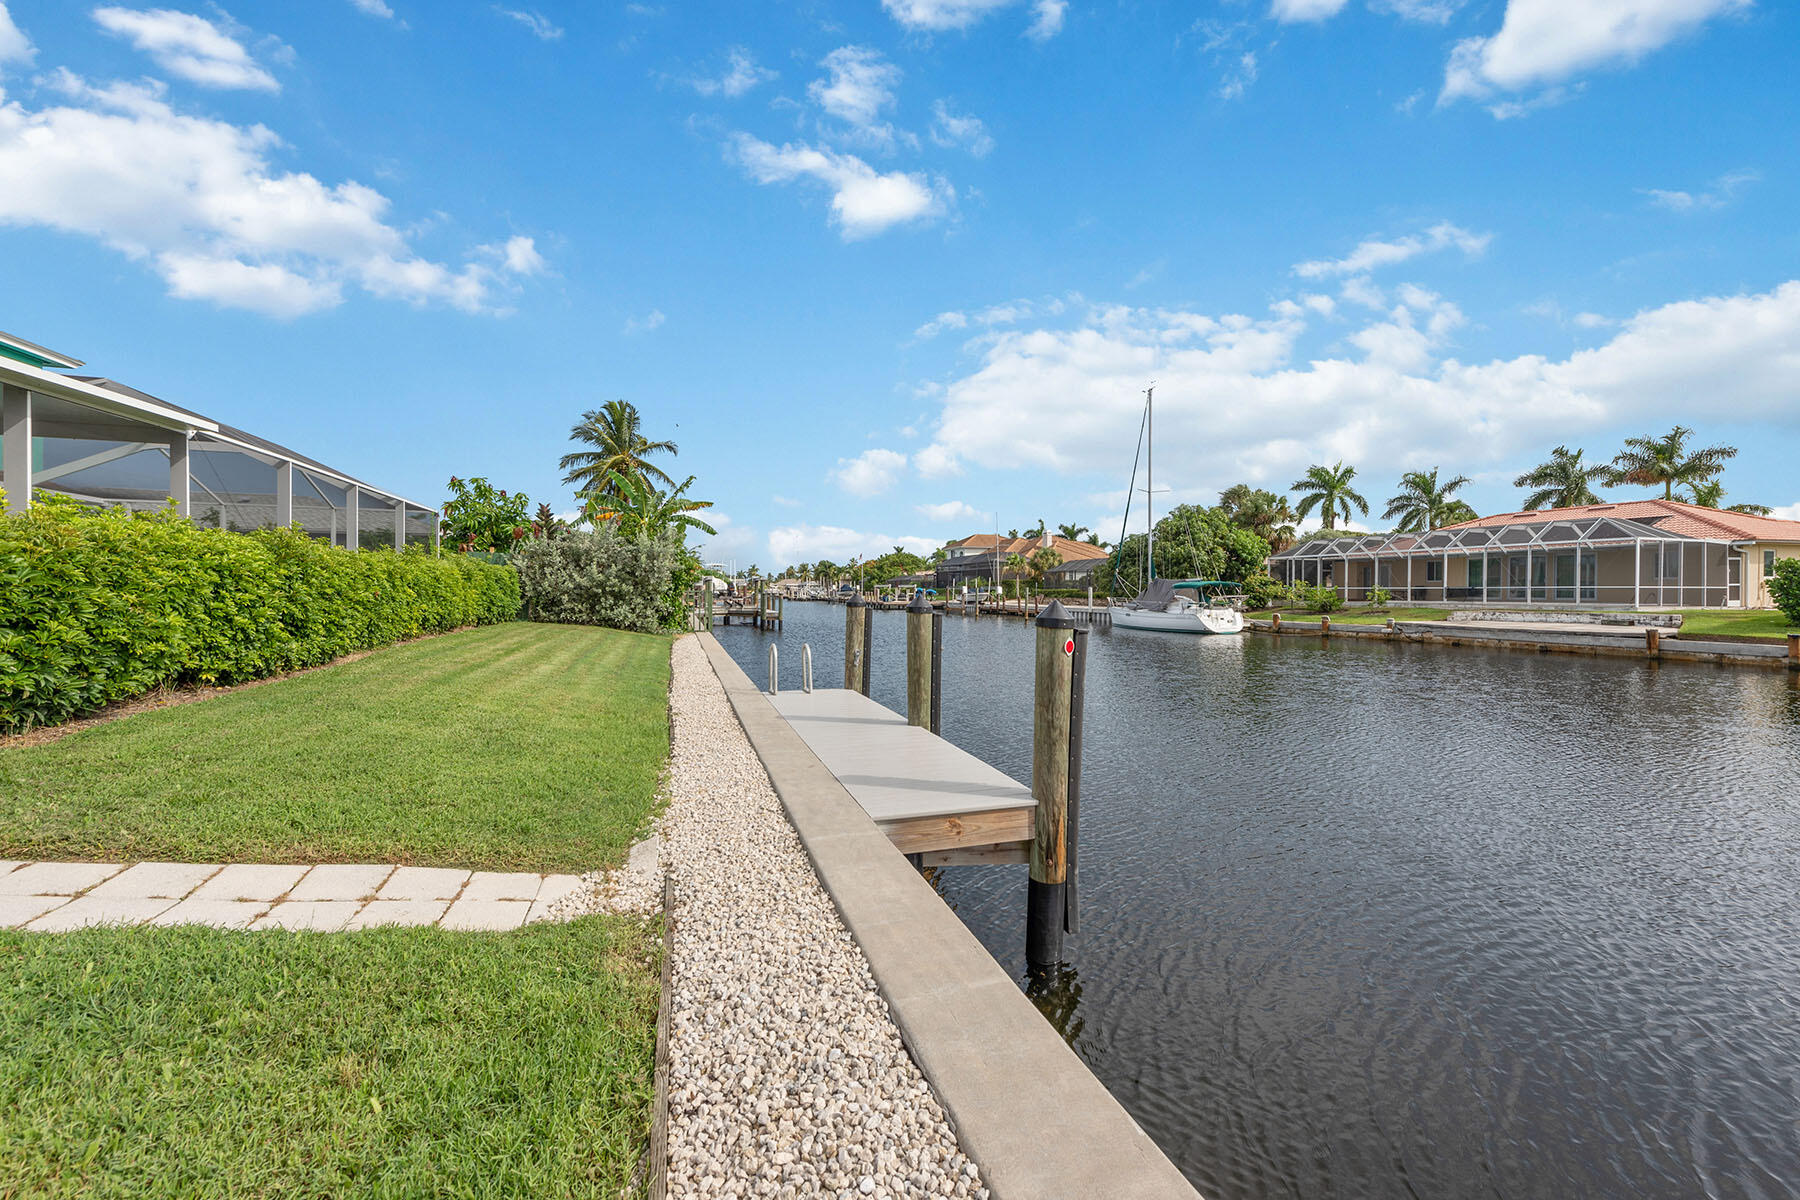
[916,499,983,522]
[1644,168,1760,212]
[689,47,775,98]
[0,70,540,317]
[1026,0,1066,40]
[1218,51,1258,100]
[1442,0,1749,112]
[913,296,1064,341]
[93,7,280,91]
[909,282,1800,501]
[1769,502,1800,522]
[1294,221,1491,278]
[769,523,938,565]
[348,0,396,17]
[0,2,34,67]
[809,46,902,145]
[831,448,909,496]
[496,7,563,40]
[881,0,1062,37]
[929,99,993,156]
[1270,0,1347,21]
[623,308,665,335]
[728,133,949,239]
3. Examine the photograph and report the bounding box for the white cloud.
[728,133,950,239]
[1769,502,1800,522]
[809,46,901,145]
[348,0,395,17]
[689,47,775,98]
[916,499,982,522]
[881,0,1018,32]
[914,310,969,340]
[1573,311,1614,329]
[0,3,34,67]
[929,99,993,157]
[1026,0,1066,40]
[92,7,279,92]
[771,494,804,507]
[1270,0,1348,22]
[913,296,1058,340]
[831,448,909,496]
[1369,0,1463,22]
[768,523,938,565]
[1218,51,1258,100]
[910,282,1800,500]
[496,7,563,40]
[1442,0,1749,111]
[1644,168,1760,212]
[491,235,544,275]
[623,308,665,335]
[1294,221,1491,278]
[0,70,535,317]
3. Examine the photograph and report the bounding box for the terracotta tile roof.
[1440,498,1800,542]
[947,533,1111,560]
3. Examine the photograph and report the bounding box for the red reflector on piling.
[1064,638,1075,655]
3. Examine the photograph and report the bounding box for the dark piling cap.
[907,592,932,614]
[1036,599,1073,629]
[846,593,867,608]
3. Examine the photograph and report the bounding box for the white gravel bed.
[662,634,989,1200]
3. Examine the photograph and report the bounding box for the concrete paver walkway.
[0,860,584,932]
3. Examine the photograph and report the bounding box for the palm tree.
[1056,522,1090,541]
[1235,491,1300,550]
[559,400,678,500]
[1002,551,1028,598]
[1513,446,1609,510]
[583,471,716,538]
[1606,426,1737,499]
[1685,479,1772,515]
[1028,546,1063,584]
[1382,468,1473,533]
[1289,462,1369,531]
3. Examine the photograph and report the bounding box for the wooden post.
[906,592,934,730]
[1787,632,1798,671]
[844,595,868,692]
[1272,612,1281,633]
[1029,600,1076,967]
[1646,626,1660,659]
[1321,615,1330,638]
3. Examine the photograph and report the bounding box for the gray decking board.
[767,689,1035,822]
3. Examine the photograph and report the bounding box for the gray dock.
[767,688,1035,864]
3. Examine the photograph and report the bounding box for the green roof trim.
[0,342,69,370]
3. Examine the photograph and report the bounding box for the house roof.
[947,533,1110,560]
[1440,498,1800,543]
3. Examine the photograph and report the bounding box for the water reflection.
[719,605,1800,1200]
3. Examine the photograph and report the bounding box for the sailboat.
[1109,386,1246,635]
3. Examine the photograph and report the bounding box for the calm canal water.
[715,602,1800,1200]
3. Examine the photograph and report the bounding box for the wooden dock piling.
[906,593,940,733]
[1028,600,1078,967]
[844,595,870,694]
[1787,632,1797,671]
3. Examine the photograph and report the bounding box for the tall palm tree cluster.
[560,399,715,537]
[1266,425,1762,543]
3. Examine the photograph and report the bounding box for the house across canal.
[1268,499,1800,609]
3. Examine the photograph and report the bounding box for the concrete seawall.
[698,633,1200,1200]
[1247,618,1793,669]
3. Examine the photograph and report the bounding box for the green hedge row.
[0,501,520,732]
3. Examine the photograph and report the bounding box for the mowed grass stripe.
[0,623,672,872]
[0,917,660,1199]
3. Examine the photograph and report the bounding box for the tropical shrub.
[510,527,693,633]
[1368,586,1391,609]
[0,501,519,732]
[1769,558,1800,624]
[441,476,532,553]
[1242,572,1285,610]
[1301,583,1344,614]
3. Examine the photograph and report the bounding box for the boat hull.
[1111,606,1244,635]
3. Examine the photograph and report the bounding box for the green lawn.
[0,622,672,872]
[0,918,659,1199]
[1670,608,1798,642]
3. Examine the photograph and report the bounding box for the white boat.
[1108,384,1245,635]
[1111,579,1246,635]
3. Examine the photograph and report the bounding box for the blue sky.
[0,0,1794,569]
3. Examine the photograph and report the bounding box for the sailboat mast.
[1146,385,1155,583]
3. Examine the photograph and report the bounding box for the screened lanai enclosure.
[1270,514,1744,609]
[0,332,436,548]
